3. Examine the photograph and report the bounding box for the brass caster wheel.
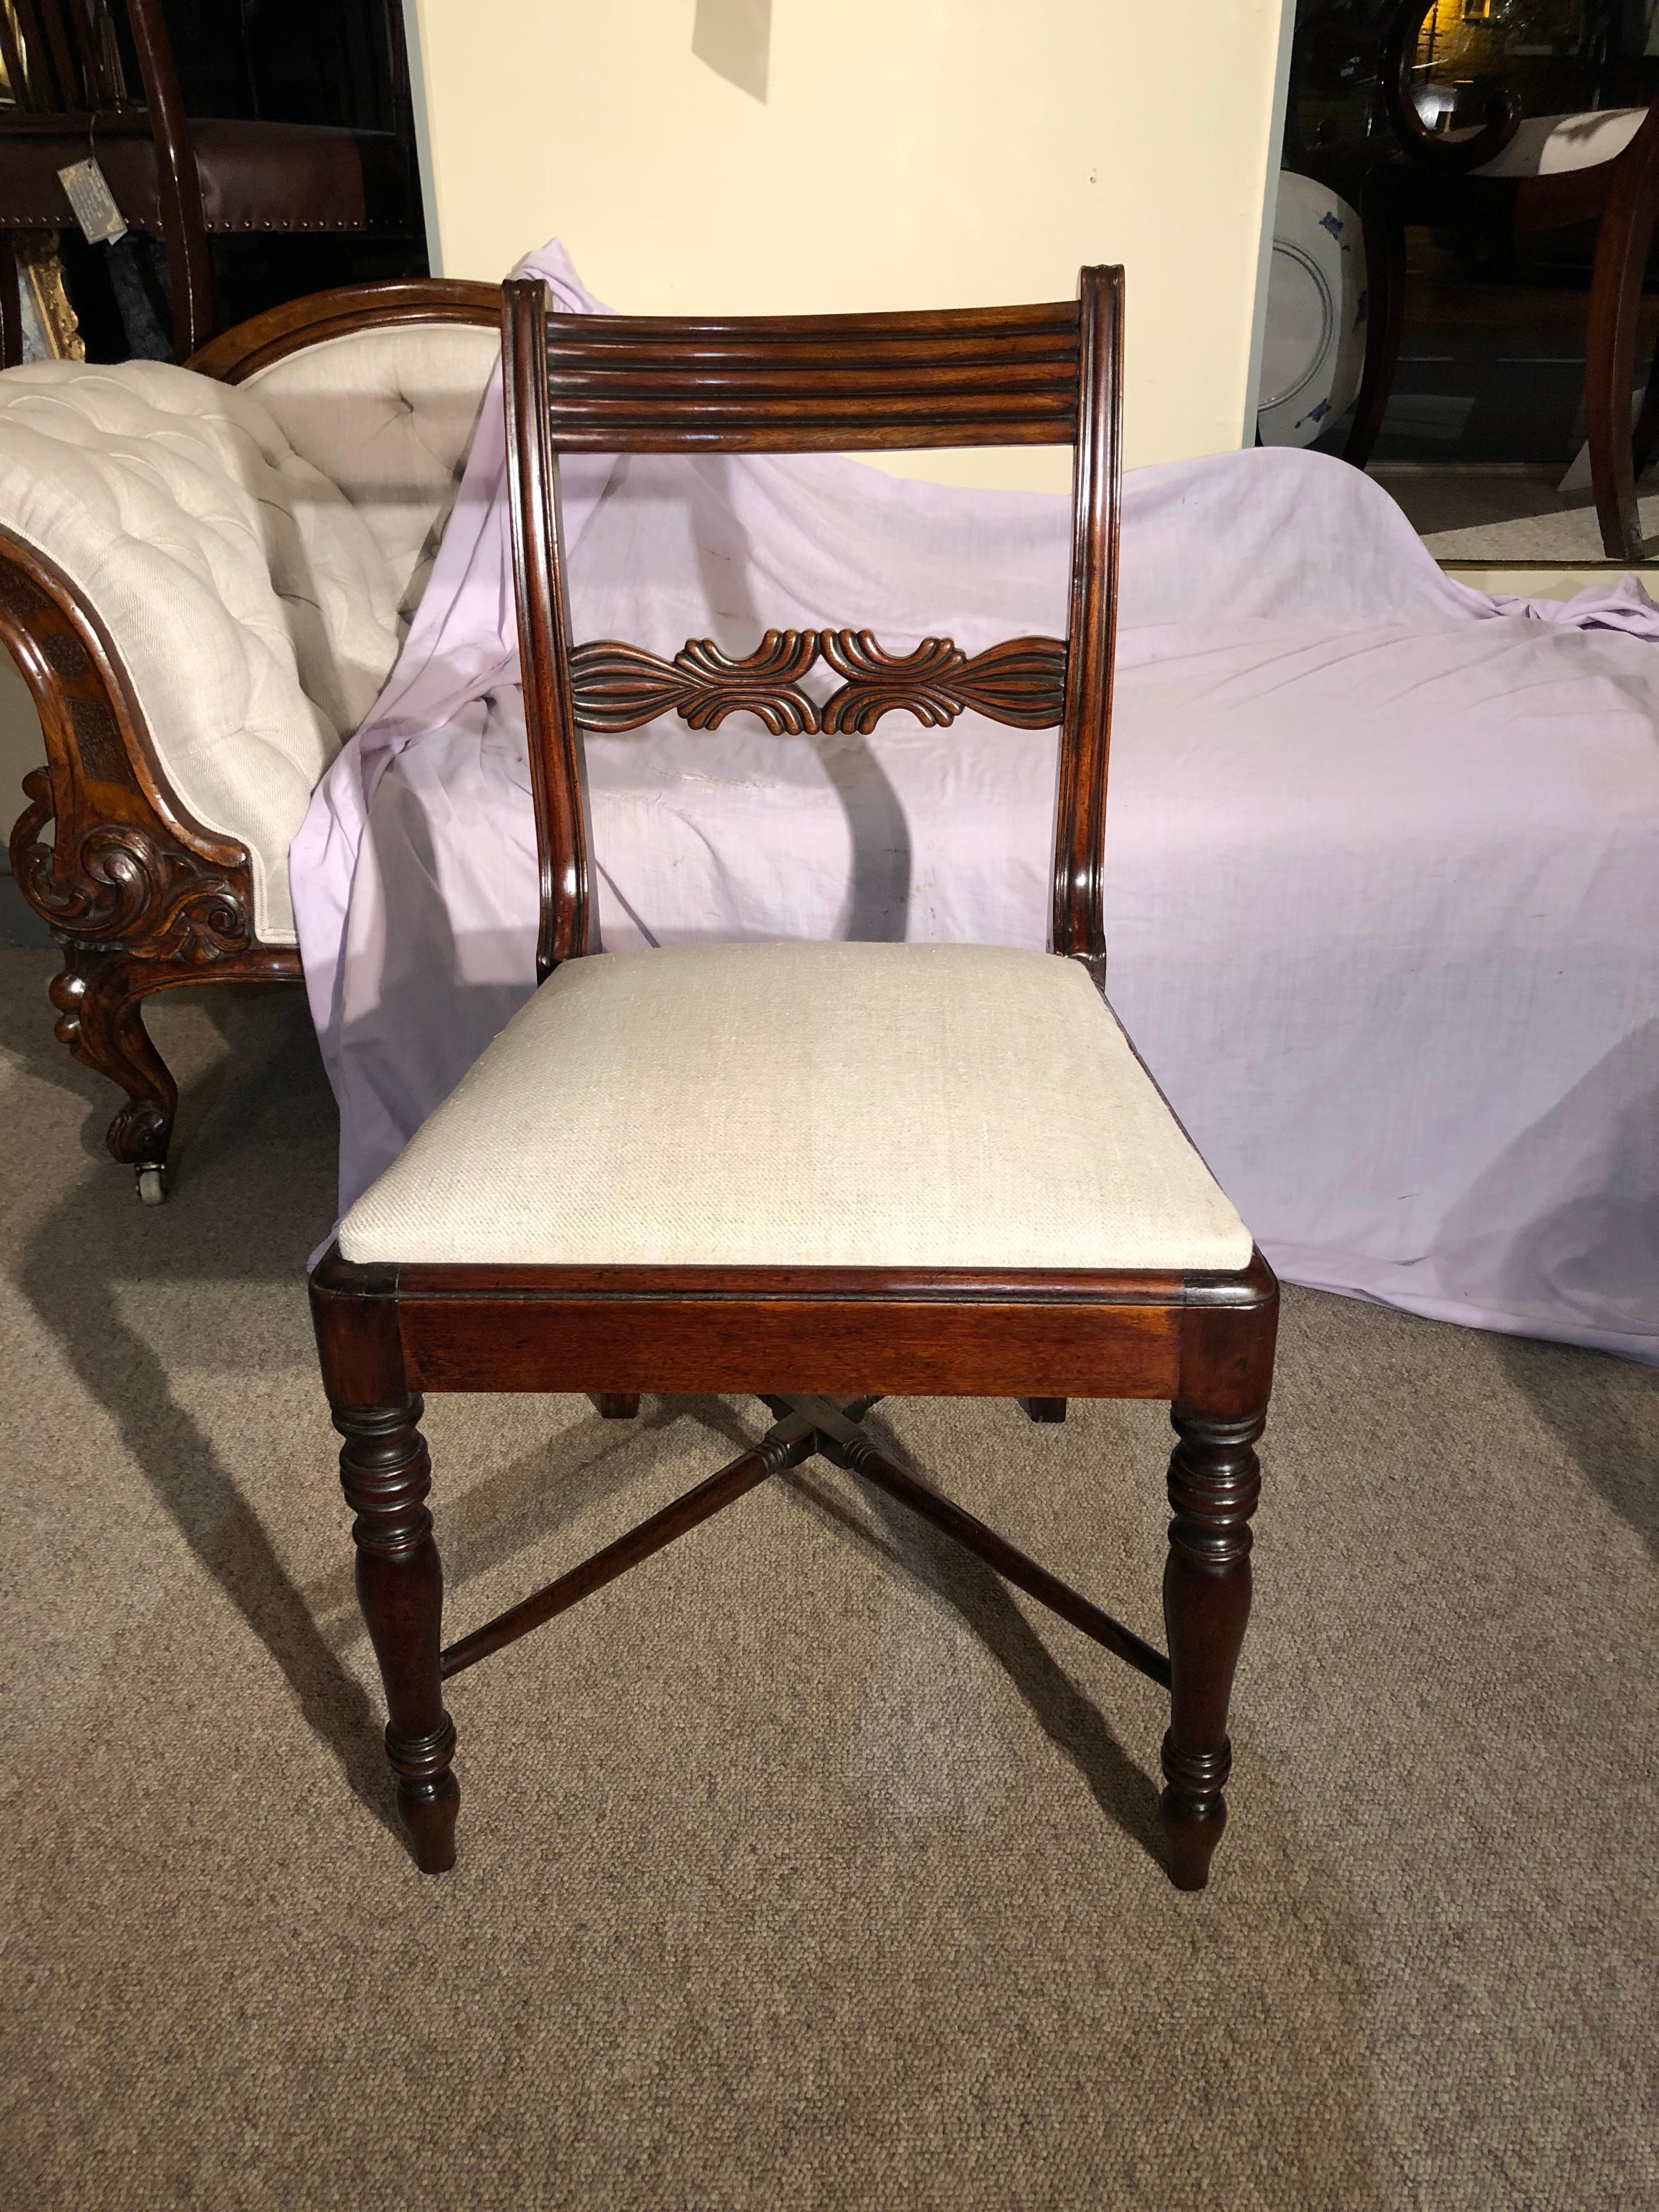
[136,1163,167,1206]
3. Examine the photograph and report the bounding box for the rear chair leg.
[1159,1403,1263,1891]
[1018,1397,1068,1423]
[1585,154,1659,561]
[336,1393,459,1872]
[589,1394,641,1419]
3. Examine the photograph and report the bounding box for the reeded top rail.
[536,301,1084,450]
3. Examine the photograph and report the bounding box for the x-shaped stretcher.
[438,1396,1171,1692]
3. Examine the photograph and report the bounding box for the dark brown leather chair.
[0,0,413,362]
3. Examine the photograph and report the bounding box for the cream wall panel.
[406,0,1290,489]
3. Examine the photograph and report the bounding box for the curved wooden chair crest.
[1345,0,1659,560]
[308,270,1280,1892]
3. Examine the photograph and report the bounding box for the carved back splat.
[502,273,1124,981]
[568,629,1070,737]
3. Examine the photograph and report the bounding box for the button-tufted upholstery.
[244,324,499,625]
[0,326,498,942]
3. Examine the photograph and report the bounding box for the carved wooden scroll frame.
[569,627,1068,736]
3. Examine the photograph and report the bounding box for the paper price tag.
[56,157,128,247]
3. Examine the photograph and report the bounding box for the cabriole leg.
[48,941,177,1193]
[1159,1403,1263,1891]
[335,1393,459,1872]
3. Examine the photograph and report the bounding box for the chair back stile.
[503,274,599,979]
[498,267,1125,989]
[1054,267,1122,983]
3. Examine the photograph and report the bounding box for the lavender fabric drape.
[290,242,1659,1363]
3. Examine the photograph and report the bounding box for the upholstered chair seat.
[338,942,1254,1272]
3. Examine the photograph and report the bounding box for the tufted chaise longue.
[0,281,505,1200]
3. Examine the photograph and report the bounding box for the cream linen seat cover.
[338,943,1254,1273]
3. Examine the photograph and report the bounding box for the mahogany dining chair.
[308,267,1280,1892]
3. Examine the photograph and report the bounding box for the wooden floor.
[1369,459,1659,563]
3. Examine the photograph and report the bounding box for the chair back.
[500,269,1124,985]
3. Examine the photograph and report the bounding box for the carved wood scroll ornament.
[569,627,1068,736]
[10,768,253,959]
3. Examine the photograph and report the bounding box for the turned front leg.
[1159,1403,1263,1890]
[336,1396,459,1873]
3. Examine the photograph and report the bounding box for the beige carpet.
[1,947,1654,2212]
